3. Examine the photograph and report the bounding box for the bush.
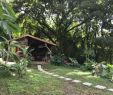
[51,54,80,67]
[9,59,28,77]
[92,62,113,80]
[107,64,113,80]
[84,59,96,70]
[51,54,64,65]
[66,57,80,67]
[92,62,107,76]
[0,58,28,78]
[0,44,30,78]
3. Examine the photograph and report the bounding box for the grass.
[44,64,113,94]
[0,67,65,95]
[43,64,113,88]
[0,64,113,95]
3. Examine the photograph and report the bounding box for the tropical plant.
[0,1,29,78]
[84,59,96,70]
[0,0,20,63]
[92,62,113,80]
[0,41,29,77]
[66,57,80,67]
[9,54,29,78]
[0,1,20,39]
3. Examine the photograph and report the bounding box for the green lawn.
[0,68,65,95]
[0,64,113,95]
[44,64,113,94]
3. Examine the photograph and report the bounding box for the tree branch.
[40,27,56,44]
[67,18,92,32]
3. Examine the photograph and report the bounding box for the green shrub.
[92,63,107,76]
[51,54,80,67]
[92,62,113,80]
[66,57,80,67]
[0,58,28,78]
[51,54,64,65]
[0,42,30,78]
[106,64,113,80]
[84,59,96,70]
[9,59,28,77]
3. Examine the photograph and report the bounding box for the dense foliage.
[51,54,79,67]
[0,1,19,40]
[92,62,113,81]
[12,0,113,65]
[0,0,111,80]
[0,1,28,78]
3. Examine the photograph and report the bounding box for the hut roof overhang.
[14,35,56,46]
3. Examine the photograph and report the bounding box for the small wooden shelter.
[15,35,56,64]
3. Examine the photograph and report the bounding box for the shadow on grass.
[0,68,11,78]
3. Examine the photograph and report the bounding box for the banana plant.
[0,1,20,40]
[0,1,29,77]
[0,1,20,63]
[0,37,30,77]
[0,36,20,63]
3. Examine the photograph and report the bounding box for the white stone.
[52,74,59,77]
[47,72,53,75]
[95,85,106,89]
[37,65,43,71]
[83,82,92,86]
[45,72,51,74]
[107,89,113,92]
[72,80,81,83]
[64,78,72,81]
[58,76,65,79]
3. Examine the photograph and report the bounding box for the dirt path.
[62,81,102,95]
[62,81,76,95]
[0,85,9,95]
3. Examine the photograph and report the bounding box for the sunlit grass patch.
[0,65,113,95]
[44,64,113,89]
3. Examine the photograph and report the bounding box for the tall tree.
[13,0,113,63]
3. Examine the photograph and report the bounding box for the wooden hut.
[15,35,56,64]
